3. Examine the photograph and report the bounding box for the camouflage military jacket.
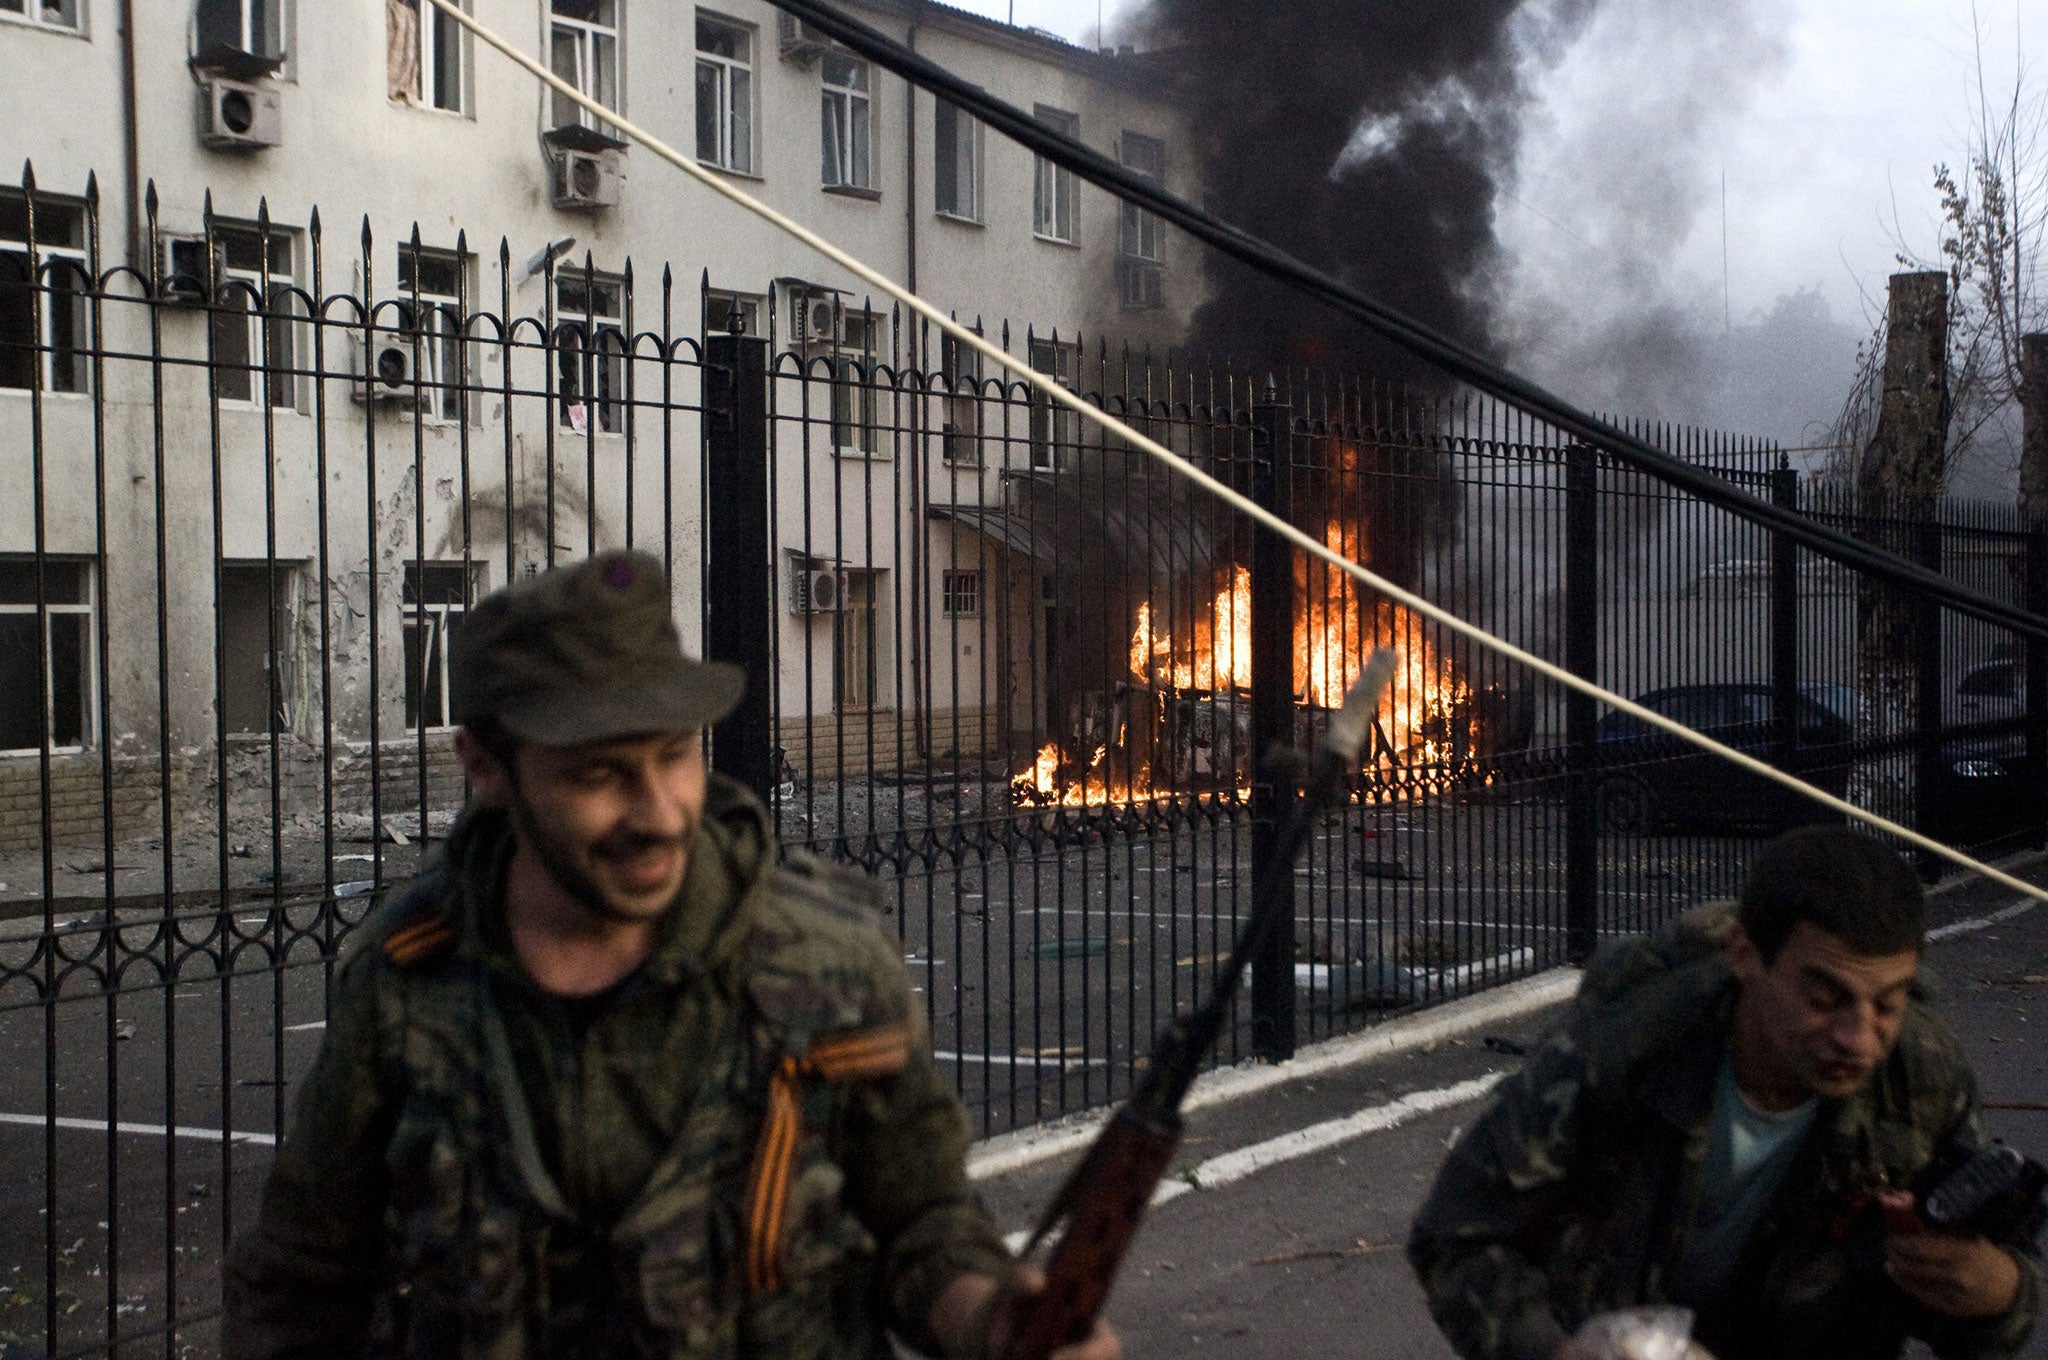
[1408,905,2041,1360]
[225,775,1008,1360]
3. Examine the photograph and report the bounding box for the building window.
[1118,131,1165,262]
[934,100,980,222]
[942,569,980,618]
[834,569,881,711]
[0,193,89,395]
[397,243,470,422]
[196,0,284,57]
[1032,105,1078,243]
[695,15,754,175]
[0,557,95,754]
[220,561,294,736]
[830,308,879,455]
[550,0,619,133]
[390,0,468,110]
[211,224,297,409]
[402,561,477,731]
[703,288,762,337]
[1027,338,1078,470]
[555,270,625,434]
[820,53,872,191]
[0,0,81,34]
[939,328,981,465]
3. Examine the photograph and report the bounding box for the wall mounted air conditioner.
[778,14,830,63]
[551,149,622,211]
[157,236,217,306]
[200,76,282,151]
[790,294,845,348]
[791,568,842,614]
[352,337,416,403]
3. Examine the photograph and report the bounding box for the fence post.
[704,331,777,807]
[1249,382,1297,1061]
[1771,463,1801,766]
[2022,335,2048,846]
[1564,443,1598,962]
[1912,520,1944,877]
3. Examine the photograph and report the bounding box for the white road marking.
[935,1051,1109,1068]
[284,1020,328,1032]
[0,1112,275,1146]
[969,968,1578,1180]
[1928,897,2039,941]
[1153,1072,1504,1204]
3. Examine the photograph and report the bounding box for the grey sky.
[949,0,2038,328]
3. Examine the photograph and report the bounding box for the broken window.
[197,0,285,59]
[550,0,619,134]
[209,222,298,408]
[397,242,470,422]
[0,191,90,395]
[402,561,478,731]
[0,0,81,35]
[1118,131,1165,262]
[220,561,294,736]
[0,556,95,754]
[695,14,754,174]
[820,52,872,191]
[554,270,625,434]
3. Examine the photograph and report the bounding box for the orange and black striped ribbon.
[744,1023,911,1291]
[381,913,457,966]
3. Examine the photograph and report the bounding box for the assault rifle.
[999,651,1398,1360]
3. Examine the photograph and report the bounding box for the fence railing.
[1,169,2043,1359]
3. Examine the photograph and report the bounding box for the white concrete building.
[0,0,1202,852]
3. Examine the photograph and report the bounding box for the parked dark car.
[1593,684,1851,833]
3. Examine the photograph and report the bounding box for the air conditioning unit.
[352,337,416,403]
[1119,259,1164,310]
[200,76,282,151]
[790,294,844,348]
[778,13,830,62]
[791,568,842,614]
[551,149,622,211]
[157,235,217,306]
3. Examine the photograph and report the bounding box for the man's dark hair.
[1739,825,1927,962]
[463,716,522,776]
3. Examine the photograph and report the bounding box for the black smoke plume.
[1122,0,1595,381]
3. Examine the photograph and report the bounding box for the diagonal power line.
[422,0,2048,908]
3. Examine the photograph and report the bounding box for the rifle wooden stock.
[996,652,1397,1360]
[998,1105,1181,1360]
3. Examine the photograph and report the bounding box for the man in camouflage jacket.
[1409,828,2040,1360]
[225,551,1118,1360]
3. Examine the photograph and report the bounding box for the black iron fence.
[1,170,2043,1358]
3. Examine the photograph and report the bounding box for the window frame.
[939,328,982,466]
[553,268,627,436]
[934,99,982,223]
[196,0,285,59]
[1031,105,1079,244]
[396,242,473,423]
[549,0,620,135]
[219,559,296,738]
[0,0,83,36]
[833,568,884,712]
[1118,130,1166,263]
[0,556,97,757]
[941,569,981,619]
[703,288,764,338]
[695,13,756,176]
[209,222,299,411]
[819,51,874,192]
[0,192,91,397]
[415,0,470,113]
[401,560,482,733]
[1026,337,1079,471]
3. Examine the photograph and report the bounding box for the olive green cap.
[449,550,743,745]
